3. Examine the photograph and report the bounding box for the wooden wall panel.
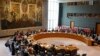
[96,23,100,34]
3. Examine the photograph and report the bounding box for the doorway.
[70,21,74,29]
[96,23,100,34]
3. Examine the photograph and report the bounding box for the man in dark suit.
[11,41,15,55]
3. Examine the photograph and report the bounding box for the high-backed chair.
[82,53,87,56]
[64,54,70,56]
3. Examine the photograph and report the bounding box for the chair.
[82,53,87,56]
[76,54,80,56]
[39,51,45,56]
[64,54,70,56]
[57,53,63,56]
[46,52,52,56]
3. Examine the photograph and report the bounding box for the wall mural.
[1,0,43,30]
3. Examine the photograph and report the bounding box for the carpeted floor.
[0,37,11,56]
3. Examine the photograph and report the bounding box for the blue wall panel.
[60,3,100,29]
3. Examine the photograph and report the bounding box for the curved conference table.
[31,32,93,46]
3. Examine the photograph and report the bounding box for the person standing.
[11,41,15,56]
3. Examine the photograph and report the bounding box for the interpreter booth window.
[48,0,59,30]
